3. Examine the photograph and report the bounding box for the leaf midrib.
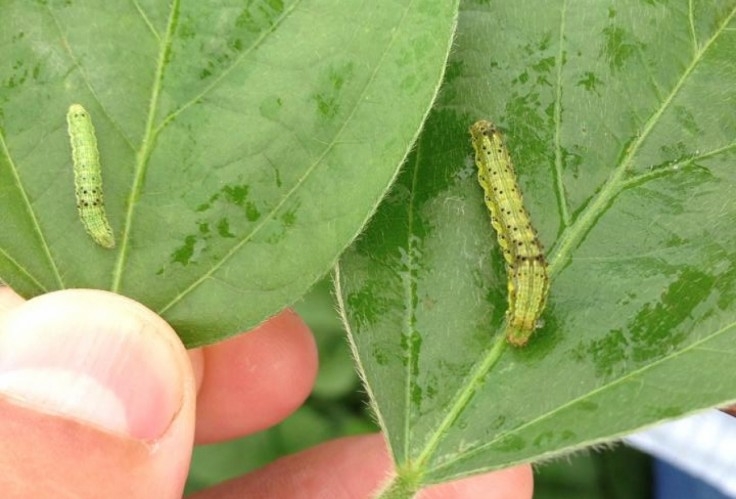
[111,0,181,292]
[548,5,736,277]
[110,0,304,297]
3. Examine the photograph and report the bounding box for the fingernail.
[0,291,186,440]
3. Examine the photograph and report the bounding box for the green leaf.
[337,0,736,494]
[0,0,459,346]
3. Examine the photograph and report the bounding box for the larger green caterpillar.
[470,120,549,346]
[66,104,115,249]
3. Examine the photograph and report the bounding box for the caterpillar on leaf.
[470,120,549,346]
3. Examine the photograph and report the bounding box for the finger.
[189,433,532,499]
[0,289,196,498]
[190,434,389,498]
[720,405,736,417]
[418,462,533,499]
[194,309,317,443]
[0,286,25,315]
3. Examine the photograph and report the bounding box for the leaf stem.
[373,468,422,499]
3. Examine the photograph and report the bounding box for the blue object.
[655,458,734,499]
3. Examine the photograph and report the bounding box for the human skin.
[0,287,533,498]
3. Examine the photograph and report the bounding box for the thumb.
[0,289,196,498]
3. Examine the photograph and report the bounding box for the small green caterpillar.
[66,104,115,249]
[470,120,549,346]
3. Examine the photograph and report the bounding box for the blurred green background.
[184,278,653,497]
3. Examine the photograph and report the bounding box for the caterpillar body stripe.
[469,119,549,347]
[66,104,115,249]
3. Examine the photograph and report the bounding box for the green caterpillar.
[470,120,549,346]
[66,104,115,249]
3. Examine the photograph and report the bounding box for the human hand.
[0,288,532,498]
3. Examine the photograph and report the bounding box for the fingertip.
[0,290,197,498]
[419,463,533,499]
[195,309,318,442]
[190,434,390,498]
[0,286,25,315]
[0,290,190,439]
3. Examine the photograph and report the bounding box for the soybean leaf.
[337,0,736,495]
[0,0,459,346]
